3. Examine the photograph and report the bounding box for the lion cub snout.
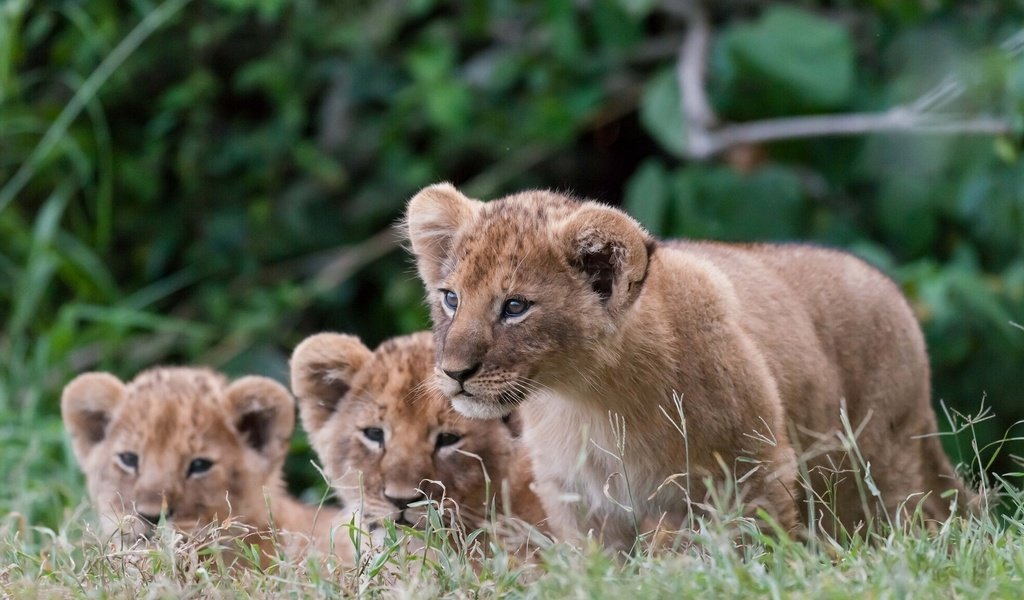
[441,362,481,385]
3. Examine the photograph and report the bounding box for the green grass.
[4,356,1018,599]
[1,386,1021,600]
[2,481,1024,598]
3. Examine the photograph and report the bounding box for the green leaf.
[426,80,471,129]
[293,141,348,189]
[875,177,938,257]
[53,231,119,301]
[7,184,71,339]
[593,0,641,50]
[639,69,687,157]
[624,160,670,235]
[544,0,585,62]
[407,40,455,84]
[720,6,854,114]
[666,165,806,241]
[613,0,657,18]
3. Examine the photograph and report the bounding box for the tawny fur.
[405,183,973,550]
[289,330,547,539]
[61,367,354,565]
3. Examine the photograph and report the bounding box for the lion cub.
[289,330,546,540]
[406,183,973,550]
[62,367,353,564]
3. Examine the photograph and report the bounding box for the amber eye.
[117,452,139,471]
[187,458,214,476]
[502,297,531,318]
[442,289,459,311]
[436,432,462,448]
[362,427,385,444]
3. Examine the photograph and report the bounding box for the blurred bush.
[1,0,1021,525]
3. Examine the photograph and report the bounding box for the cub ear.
[405,182,482,287]
[559,204,652,314]
[289,333,372,437]
[224,376,295,465]
[501,410,524,438]
[61,373,127,464]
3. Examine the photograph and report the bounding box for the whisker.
[401,376,439,406]
[504,243,533,294]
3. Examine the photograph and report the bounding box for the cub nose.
[443,363,481,384]
[138,509,174,525]
[384,492,425,511]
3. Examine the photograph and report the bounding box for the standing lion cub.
[405,183,973,550]
[62,367,354,565]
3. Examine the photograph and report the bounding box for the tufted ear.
[558,204,652,315]
[224,376,295,466]
[290,333,372,437]
[405,182,482,288]
[61,373,127,464]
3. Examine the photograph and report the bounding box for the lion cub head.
[290,331,535,530]
[62,367,295,542]
[405,183,652,420]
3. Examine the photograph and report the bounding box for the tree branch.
[675,2,716,134]
[690,111,1013,159]
[675,3,1019,161]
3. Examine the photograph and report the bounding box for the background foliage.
[1,0,1022,530]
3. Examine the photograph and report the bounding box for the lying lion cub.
[62,367,353,564]
[405,183,973,550]
[289,330,546,541]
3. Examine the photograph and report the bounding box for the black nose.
[443,363,481,384]
[384,492,424,511]
[138,510,173,525]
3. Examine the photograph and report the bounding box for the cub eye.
[502,297,531,318]
[362,427,385,444]
[117,452,139,471]
[436,432,462,448]
[441,289,459,311]
[187,458,214,476]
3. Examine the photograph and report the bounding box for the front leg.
[738,444,801,536]
[534,475,638,553]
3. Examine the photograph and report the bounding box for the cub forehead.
[457,193,569,248]
[111,367,233,435]
[343,332,457,425]
[127,367,228,397]
[356,333,435,388]
[483,189,580,219]
[446,194,580,283]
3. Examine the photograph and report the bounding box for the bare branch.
[692,111,1013,159]
[311,227,400,294]
[674,3,1019,161]
[675,2,716,131]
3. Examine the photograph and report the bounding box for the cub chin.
[61,367,353,565]
[289,330,546,542]
[405,183,974,550]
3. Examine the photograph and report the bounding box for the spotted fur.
[405,183,974,550]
